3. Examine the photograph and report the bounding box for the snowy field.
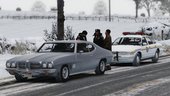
[0,19,170,79]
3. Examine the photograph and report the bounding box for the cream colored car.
[112,34,162,66]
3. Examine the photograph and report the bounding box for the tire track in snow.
[105,77,170,96]
[0,82,62,96]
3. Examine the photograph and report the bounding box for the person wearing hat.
[93,29,104,47]
[103,29,112,51]
[76,30,88,41]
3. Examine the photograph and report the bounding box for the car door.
[141,37,150,59]
[76,43,95,72]
[145,37,157,57]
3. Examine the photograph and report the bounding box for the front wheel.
[132,54,141,66]
[56,65,70,82]
[15,74,28,82]
[152,51,159,63]
[95,60,106,75]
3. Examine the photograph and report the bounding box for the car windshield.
[38,43,75,53]
[113,37,142,46]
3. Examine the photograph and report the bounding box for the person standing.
[104,29,112,51]
[93,29,104,47]
[76,30,88,41]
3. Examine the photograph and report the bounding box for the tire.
[15,74,28,82]
[95,60,106,75]
[57,65,70,82]
[132,53,141,66]
[152,51,159,63]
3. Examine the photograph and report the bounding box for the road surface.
[0,56,170,96]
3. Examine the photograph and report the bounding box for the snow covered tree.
[154,0,170,15]
[140,0,156,17]
[31,1,46,12]
[93,0,107,15]
[64,26,75,40]
[44,22,58,41]
[133,0,142,18]
[44,22,75,41]
[153,2,166,17]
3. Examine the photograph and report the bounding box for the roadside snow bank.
[0,54,19,78]
[158,40,170,55]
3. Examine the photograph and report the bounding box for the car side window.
[77,43,95,53]
[86,44,95,52]
[146,37,153,45]
[39,43,53,52]
[77,43,89,53]
[142,37,148,46]
[113,37,122,45]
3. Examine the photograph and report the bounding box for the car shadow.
[111,60,154,67]
[14,73,97,83]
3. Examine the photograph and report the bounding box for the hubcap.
[155,53,158,59]
[62,67,69,79]
[136,56,140,64]
[100,61,105,72]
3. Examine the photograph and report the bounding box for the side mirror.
[86,45,92,49]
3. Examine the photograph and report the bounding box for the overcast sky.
[0,0,139,16]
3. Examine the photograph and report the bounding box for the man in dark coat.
[104,29,112,51]
[76,30,88,41]
[93,29,104,47]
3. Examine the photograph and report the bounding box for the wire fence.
[0,11,170,23]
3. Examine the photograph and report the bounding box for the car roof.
[44,40,92,44]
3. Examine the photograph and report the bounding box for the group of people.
[76,29,112,51]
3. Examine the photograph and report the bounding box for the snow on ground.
[0,54,19,78]
[0,19,170,79]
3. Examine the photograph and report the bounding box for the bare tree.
[57,0,65,40]
[93,0,107,15]
[31,1,46,12]
[133,0,142,18]
[140,0,156,17]
[154,0,170,15]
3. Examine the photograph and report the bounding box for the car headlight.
[11,63,16,68]
[6,63,11,68]
[48,63,53,68]
[42,63,47,68]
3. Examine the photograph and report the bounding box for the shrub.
[44,22,75,41]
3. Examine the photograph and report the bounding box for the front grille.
[18,62,27,69]
[30,63,42,69]
[17,62,41,69]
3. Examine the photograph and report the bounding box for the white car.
[112,32,162,66]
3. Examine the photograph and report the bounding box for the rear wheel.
[95,60,106,75]
[15,74,28,82]
[132,53,141,66]
[152,51,159,63]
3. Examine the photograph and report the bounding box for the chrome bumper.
[112,53,135,63]
[6,68,57,77]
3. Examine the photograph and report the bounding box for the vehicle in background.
[141,22,170,40]
[112,32,162,66]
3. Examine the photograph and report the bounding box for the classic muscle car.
[6,40,113,82]
[112,32,162,66]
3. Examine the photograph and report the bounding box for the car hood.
[112,45,141,52]
[8,52,74,62]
